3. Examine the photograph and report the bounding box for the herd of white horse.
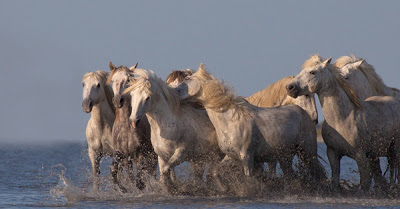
[82,54,400,194]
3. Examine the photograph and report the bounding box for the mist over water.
[2,141,400,208]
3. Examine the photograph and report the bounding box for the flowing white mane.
[334,54,386,95]
[124,69,181,113]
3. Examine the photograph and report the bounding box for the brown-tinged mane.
[246,76,295,107]
[334,54,386,95]
[191,65,249,117]
[165,69,194,84]
[123,69,181,113]
[82,70,116,113]
[303,55,363,109]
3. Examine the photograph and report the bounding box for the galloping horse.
[124,69,226,193]
[175,64,325,184]
[107,62,157,192]
[82,71,115,191]
[287,55,400,191]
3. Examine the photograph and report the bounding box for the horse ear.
[198,63,204,71]
[322,57,332,67]
[129,63,138,71]
[353,60,364,68]
[109,62,116,71]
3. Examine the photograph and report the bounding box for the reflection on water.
[1,141,399,208]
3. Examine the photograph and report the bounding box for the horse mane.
[191,65,249,116]
[82,70,115,113]
[302,54,325,70]
[303,55,363,109]
[165,69,194,84]
[106,65,134,85]
[246,76,295,107]
[123,69,181,113]
[334,54,386,95]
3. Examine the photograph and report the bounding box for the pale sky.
[0,0,399,142]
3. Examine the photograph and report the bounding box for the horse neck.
[115,97,131,123]
[350,72,380,99]
[91,96,115,126]
[146,93,179,127]
[317,77,360,125]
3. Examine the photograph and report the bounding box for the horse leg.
[208,161,227,192]
[280,156,295,179]
[369,157,387,190]
[327,147,341,191]
[135,157,146,190]
[355,152,372,191]
[268,160,277,177]
[242,154,254,177]
[88,148,101,191]
[110,152,127,193]
[170,168,177,183]
[191,161,205,186]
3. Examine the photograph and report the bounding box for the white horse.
[335,54,400,185]
[335,54,400,100]
[175,64,325,184]
[107,63,158,192]
[82,71,116,191]
[286,55,400,191]
[246,76,319,175]
[123,69,226,193]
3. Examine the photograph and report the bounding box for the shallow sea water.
[1,141,399,208]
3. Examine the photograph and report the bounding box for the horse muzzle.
[131,118,140,129]
[113,95,124,108]
[286,84,300,98]
[82,99,93,113]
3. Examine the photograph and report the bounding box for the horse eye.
[310,71,316,75]
[82,83,85,87]
[146,97,150,101]
[97,83,100,88]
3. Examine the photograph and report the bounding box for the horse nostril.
[120,97,124,105]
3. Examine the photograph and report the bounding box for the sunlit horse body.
[176,64,325,184]
[124,69,226,193]
[82,71,116,191]
[107,63,157,192]
[335,54,400,184]
[287,55,400,191]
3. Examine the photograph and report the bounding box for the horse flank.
[303,55,363,110]
[335,54,386,95]
[124,69,181,114]
[245,76,295,107]
[82,70,115,113]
